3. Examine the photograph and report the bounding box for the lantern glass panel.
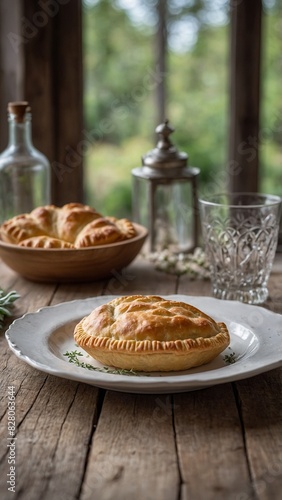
[132,174,149,228]
[133,174,196,254]
[154,180,194,253]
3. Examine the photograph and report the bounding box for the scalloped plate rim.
[5,295,282,393]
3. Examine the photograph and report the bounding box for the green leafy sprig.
[63,349,142,376]
[0,290,20,328]
[223,349,237,365]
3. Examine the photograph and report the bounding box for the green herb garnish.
[63,349,141,376]
[223,349,237,365]
[0,290,20,328]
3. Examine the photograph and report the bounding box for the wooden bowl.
[0,223,147,283]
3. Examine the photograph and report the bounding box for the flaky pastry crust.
[74,217,136,247]
[74,295,230,372]
[0,214,46,244]
[19,236,74,249]
[0,203,137,248]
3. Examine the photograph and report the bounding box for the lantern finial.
[155,119,174,151]
[142,119,188,171]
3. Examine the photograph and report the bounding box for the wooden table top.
[1,254,282,500]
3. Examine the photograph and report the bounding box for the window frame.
[0,0,262,205]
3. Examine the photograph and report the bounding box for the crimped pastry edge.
[74,320,230,372]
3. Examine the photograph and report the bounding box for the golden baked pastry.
[29,205,61,239]
[19,236,74,249]
[75,217,137,248]
[0,214,46,244]
[74,295,230,372]
[55,203,102,243]
[0,203,137,248]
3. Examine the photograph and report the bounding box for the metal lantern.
[132,119,200,254]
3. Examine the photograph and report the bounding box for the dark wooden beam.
[23,0,84,205]
[53,0,84,205]
[23,0,55,180]
[228,0,262,193]
[155,0,167,126]
[0,1,23,151]
[0,0,84,205]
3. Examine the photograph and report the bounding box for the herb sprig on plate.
[64,349,142,376]
[223,349,237,365]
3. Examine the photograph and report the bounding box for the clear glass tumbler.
[199,193,282,304]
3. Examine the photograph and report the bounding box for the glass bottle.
[0,101,51,223]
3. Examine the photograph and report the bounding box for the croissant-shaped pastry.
[0,203,136,248]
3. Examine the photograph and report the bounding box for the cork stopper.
[8,101,31,123]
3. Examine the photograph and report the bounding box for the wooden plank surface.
[81,392,179,500]
[175,385,253,500]
[107,256,178,295]
[236,369,282,500]
[0,255,282,500]
[13,378,99,500]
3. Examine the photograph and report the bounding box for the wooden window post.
[0,0,23,152]
[0,0,83,205]
[155,0,167,126]
[228,0,262,193]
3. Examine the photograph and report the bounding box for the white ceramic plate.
[5,295,282,394]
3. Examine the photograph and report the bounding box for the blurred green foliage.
[82,0,281,218]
